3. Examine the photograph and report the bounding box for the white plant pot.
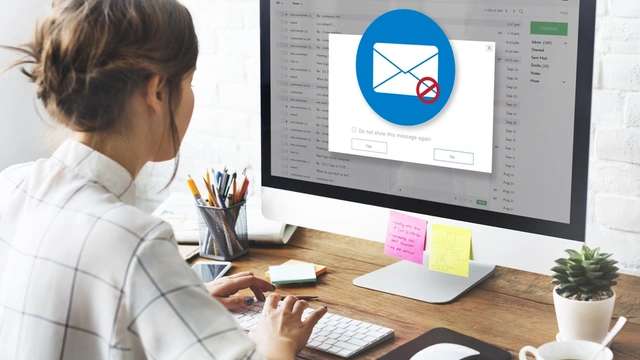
[553,288,616,343]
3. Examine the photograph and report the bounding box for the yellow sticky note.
[428,224,472,277]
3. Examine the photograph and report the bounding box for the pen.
[211,179,226,208]
[220,172,230,198]
[215,170,222,188]
[228,172,237,193]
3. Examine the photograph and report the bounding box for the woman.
[0,0,326,359]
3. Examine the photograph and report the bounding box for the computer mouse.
[409,343,480,360]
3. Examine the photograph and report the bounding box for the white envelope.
[373,42,439,97]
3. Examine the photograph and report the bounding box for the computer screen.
[260,0,595,277]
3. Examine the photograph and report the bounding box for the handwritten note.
[428,224,472,277]
[384,211,427,265]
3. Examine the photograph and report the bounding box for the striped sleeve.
[123,224,264,360]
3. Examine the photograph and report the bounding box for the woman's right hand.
[249,293,328,360]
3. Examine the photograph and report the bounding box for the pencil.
[281,295,319,301]
[240,178,250,201]
[204,173,215,205]
[203,177,219,207]
[187,176,206,206]
[230,177,238,204]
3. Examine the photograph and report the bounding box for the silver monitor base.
[353,253,496,304]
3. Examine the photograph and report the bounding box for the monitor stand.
[353,252,496,304]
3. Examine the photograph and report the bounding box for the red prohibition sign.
[416,77,440,104]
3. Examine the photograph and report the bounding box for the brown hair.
[3,0,198,176]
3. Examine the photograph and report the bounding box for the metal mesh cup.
[196,201,248,261]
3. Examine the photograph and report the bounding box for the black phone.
[191,261,232,282]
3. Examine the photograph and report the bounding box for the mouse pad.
[377,327,510,360]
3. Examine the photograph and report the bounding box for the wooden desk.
[193,228,640,359]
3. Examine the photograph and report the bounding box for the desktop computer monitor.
[260,0,595,303]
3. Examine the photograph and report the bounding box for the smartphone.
[191,261,232,282]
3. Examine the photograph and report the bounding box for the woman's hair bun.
[3,0,198,132]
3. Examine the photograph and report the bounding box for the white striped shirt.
[0,139,263,360]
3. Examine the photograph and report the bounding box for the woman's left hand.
[204,271,276,309]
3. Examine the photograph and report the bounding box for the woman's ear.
[144,74,168,115]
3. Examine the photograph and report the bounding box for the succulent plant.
[551,245,619,301]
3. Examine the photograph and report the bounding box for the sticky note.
[265,259,327,279]
[384,211,427,265]
[428,224,472,277]
[268,263,317,285]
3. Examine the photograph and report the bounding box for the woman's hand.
[204,271,275,309]
[249,294,328,359]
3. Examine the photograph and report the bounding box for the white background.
[0,0,638,275]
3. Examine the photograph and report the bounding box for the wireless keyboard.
[230,301,395,358]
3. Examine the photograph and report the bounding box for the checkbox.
[352,127,357,133]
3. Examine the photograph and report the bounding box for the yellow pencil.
[186,176,205,205]
[203,177,219,207]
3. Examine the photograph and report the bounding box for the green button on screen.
[476,200,488,206]
[530,21,568,36]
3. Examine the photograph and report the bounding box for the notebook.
[377,327,510,360]
[153,192,297,245]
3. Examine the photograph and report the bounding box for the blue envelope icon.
[373,42,439,97]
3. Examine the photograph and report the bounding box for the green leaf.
[599,260,619,267]
[567,270,585,277]
[579,284,596,292]
[585,265,601,272]
[562,289,579,298]
[598,253,613,260]
[598,260,614,268]
[555,258,575,266]
[591,279,608,287]
[551,266,569,275]
[601,273,620,281]
[569,264,585,271]
[592,257,607,264]
[566,249,582,259]
[601,266,619,274]
[569,277,589,285]
[552,274,570,283]
[586,271,603,279]
[558,283,578,290]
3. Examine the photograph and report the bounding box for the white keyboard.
[231,302,395,358]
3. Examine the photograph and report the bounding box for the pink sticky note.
[384,211,427,265]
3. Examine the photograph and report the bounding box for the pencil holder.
[196,200,249,261]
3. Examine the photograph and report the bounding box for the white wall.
[0,0,58,170]
[1,0,639,274]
